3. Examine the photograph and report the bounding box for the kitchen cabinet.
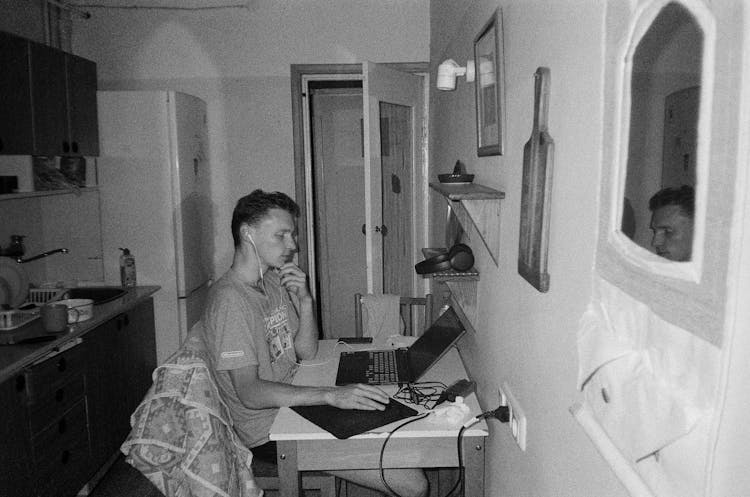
[25,342,91,497]
[29,42,68,156]
[30,42,99,156]
[87,298,156,471]
[0,373,34,497]
[65,54,99,156]
[0,31,34,154]
[0,296,156,496]
[0,30,99,157]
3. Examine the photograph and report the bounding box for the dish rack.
[25,288,67,306]
[0,310,38,331]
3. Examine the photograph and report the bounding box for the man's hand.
[324,384,391,411]
[278,262,311,300]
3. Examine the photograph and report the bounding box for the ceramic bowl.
[56,298,94,323]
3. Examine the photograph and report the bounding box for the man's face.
[650,204,693,262]
[249,208,298,269]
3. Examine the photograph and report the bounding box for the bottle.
[119,248,137,287]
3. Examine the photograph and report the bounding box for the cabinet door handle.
[57,357,67,372]
[55,388,65,402]
[62,141,70,153]
[71,141,79,154]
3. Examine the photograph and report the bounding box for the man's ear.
[243,225,256,245]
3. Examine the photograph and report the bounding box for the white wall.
[0,0,46,42]
[430,1,629,496]
[72,0,429,273]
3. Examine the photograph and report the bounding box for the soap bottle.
[119,248,137,287]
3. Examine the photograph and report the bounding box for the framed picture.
[474,9,505,156]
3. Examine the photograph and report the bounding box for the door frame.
[290,63,430,300]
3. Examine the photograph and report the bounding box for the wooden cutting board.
[518,67,554,292]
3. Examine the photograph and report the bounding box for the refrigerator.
[97,91,212,364]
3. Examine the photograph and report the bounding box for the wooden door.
[379,102,415,296]
[310,87,367,337]
[661,85,698,188]
[362,62,423,294]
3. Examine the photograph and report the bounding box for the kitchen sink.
[64,287,128,305]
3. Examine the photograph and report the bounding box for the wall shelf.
[429,182,505,265]
[425,182,505,325]
[0,187,98,202]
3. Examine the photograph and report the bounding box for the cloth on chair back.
[121,323,263,497]
[361,293,405,344]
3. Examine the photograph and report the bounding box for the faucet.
[16,248,69,263]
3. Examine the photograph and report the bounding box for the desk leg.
[462,437,485,497]
[276,440,301,497]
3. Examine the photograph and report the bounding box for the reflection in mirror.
[622,2,702,261]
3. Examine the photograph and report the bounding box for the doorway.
[290,63,429,338]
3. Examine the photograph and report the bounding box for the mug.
[40,303,70,333]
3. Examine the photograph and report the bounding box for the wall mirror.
[622,2,702,261]
[596,0,735,346]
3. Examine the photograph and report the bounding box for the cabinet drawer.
[25,342,86,402]
[31,400,91,496]
[28,372,86,434]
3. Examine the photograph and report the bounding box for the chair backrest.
[354,293,434,337]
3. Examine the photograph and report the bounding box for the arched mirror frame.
[596,0,729,346]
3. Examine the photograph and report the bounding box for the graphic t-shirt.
[201,268,299,448]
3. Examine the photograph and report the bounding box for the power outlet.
[499,382,527,451]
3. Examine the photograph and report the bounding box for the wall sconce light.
[436,59,476,90]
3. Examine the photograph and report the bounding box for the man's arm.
[278,262,318,360]
[229,364,390,410]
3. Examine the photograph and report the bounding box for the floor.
[85,456,161,497]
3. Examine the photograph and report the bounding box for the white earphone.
[244,228,265,287]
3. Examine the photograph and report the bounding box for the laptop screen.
[407,307,466,381]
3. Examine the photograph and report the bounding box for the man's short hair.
[648,185,695,219]
[231,190,300,246]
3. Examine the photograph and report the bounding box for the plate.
[0,258,30,308]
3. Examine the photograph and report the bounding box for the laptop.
[335,306,466,385]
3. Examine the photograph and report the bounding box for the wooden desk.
[269,340,488,497]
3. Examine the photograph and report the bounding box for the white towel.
[576,278,713,461]
[361,294,405,344]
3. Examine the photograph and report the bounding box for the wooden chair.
[251,457,336,497]
[354,293,434,337]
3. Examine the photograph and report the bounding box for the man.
[648,185,695,261]
[202,190,428,497]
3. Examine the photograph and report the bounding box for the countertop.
[0,285,160,383]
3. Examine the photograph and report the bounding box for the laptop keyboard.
[366,350,398,383]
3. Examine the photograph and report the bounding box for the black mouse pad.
[290,398,419,439]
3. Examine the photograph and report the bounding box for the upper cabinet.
[0,32,33,154]
[65,54,99,156]
[0,31,99,157]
